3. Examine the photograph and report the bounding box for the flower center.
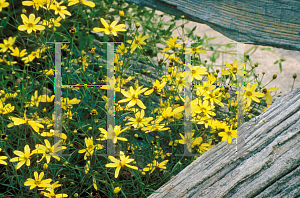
[192,47,196,51]
[246,91,252,97]
[108,26,113,32]
[57,7,61,11]
[45,149,52,154]
[131,94,138,100]
[35,180,41,186]
[136,118,142,122]
[135,40,140,44]
[262,88,267,94]
[120,161,126,167]
[227,131,232,136]
[88,145,94,150]
[27,23,33,28]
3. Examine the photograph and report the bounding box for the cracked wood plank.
[147,85,300,197]
[125,0,300,52]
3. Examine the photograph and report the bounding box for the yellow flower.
[93,18,127,37]
[61,97,81,111]
[24,171,52,190]
[192,98,216,118]
[236,82,265,108]
[118,82,148,109]
[50,1,71,19]
[184,45,207,56]
[220,60,247,81]
[202,88,224,108]
[143,160,169,174]
[40,16,62,28]
[0,0,9,12]
[40,129,67,141]
[105,151,138,178]
[187,64,209,81]
[197,142,213,154]
[162,37,183,52]
[24,90,41,107]
[116,43,128,55]
[0,36,16,52]
[41,69,54,76]
[141,117,170,133]
[97,125,129,144]
[144,80,167,96]
[41,187,68,198]
[0,148,8,165]
[218,125,238,144]
[177,133,203,152]
[78,137,103,160]
[33,139,67,163]
[114,187,121,194]
[10,47,27,58]
[68,0,95,7]
[0,99,14,114]
[18,14,45,34]
[22,48,42,63]
[7,111,44,133]
[126,33,148,54]
[262,87,279,105]
[162,53,183,64]
[22,0,45,11]
[125,109,153,129]
[9,145,35,169]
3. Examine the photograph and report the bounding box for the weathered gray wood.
[125,0,300,52]
[147,85,300,197]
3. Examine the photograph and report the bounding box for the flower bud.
[262,72,265,75]
[119,10,124,17]
[136,23,140,28]
[181,15,185,19]
[272,74,277,79]
[254,63,259,67]
[43,163,48,170]
[293,73,297,79]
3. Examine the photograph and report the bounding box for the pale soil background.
[98,6,300,101]
[152,10,300,99]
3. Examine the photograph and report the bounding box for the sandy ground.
[152,10,300,99]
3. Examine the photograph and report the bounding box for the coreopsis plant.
[0,0,283,196]
[10,145,35,169]
[0,148,8,165]
[7,111,44,133]
[78,137,103,160]
[93,18,127,36]
[33,140,67,163]
[105,151,138,178]
[18,14,45,34]
[24,171,52,190]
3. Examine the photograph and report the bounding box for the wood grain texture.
[125,0,300,52]
[147,85,300,197]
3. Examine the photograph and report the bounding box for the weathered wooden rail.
[125,0,300,52]
[147,85,300,197]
